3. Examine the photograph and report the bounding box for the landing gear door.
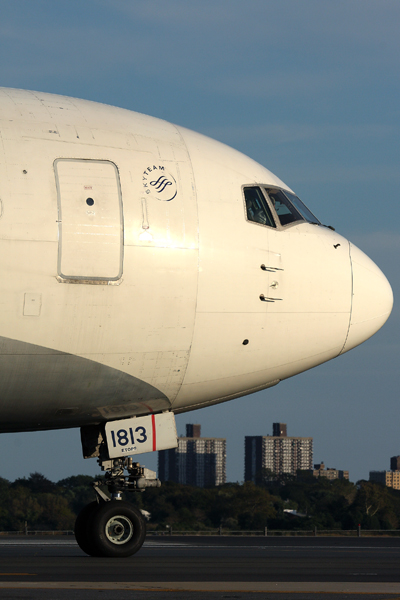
[105,412,177,459]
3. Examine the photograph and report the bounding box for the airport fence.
[0,528,400,537]
[0,530,74,536]
[147,527,400,537]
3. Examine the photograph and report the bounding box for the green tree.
[7,486,43,530]
[12,472,55,494]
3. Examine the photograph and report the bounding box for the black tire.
[90,501,146,558]
[74,501,101,556]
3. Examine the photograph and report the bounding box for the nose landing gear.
[74,456,161,558]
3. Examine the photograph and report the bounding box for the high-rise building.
[186,424,201,438]
[369,470,400,490]
[158,424,226,487]
[273,423,287,437]
[390,456,400,471]
[369,456,400,490]
[244,423,313,483]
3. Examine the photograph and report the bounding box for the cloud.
[349,231,400,256]
[206,70,345,101]
[1,0,400,103]
[205,122,398,147]
[291,165,400,185]
[108,0,400,68]
[110,0,400,45]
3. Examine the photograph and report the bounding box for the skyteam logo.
[142,165,177,201]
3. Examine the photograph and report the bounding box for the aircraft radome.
[0,88,393,557]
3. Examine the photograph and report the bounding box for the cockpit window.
[283,191,321,225]
[265,188,321,227]
[244,187,276,228]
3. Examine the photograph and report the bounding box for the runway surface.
[0,535,399,599]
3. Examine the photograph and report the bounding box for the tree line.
[0,472,399,532]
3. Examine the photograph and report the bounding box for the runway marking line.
[2,539,400,551]
[0,573,37,577]
[0,582,400,593]
[144,543,400,550]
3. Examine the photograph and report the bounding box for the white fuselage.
[0,88,393,432]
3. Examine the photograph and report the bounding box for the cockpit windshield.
[265,188,321,227]
[244,187,276,228]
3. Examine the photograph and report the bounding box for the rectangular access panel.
[54,159,123,281]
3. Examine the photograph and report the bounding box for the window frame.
[242,184,320,230]
[242,185,277,229]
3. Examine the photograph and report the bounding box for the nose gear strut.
[93,456,161,502]
[75,424,163,558]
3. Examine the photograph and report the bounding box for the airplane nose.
[341,243,393,354]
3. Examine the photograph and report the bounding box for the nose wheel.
[75,500,146,557]
[76,432,161,557]
[74,457,158,557]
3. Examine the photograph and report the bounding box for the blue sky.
[0,0,398,484]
